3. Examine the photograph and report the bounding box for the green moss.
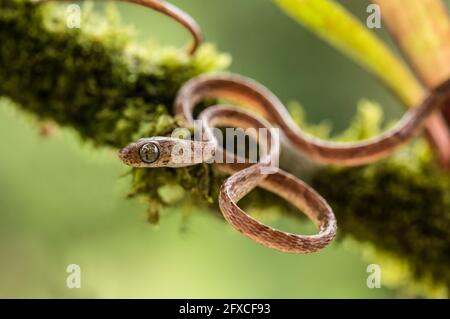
[313,149,449,295]
[0,0,230,217]
[311,102,450,296]
[1,0,449,297]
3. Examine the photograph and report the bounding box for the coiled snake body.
[62,0,449,253]
[120,72,450,253]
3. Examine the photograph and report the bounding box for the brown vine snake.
[60,0,449,253]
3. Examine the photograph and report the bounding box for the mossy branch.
[1,0,449,296]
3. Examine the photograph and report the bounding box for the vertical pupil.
[140,143,160,163]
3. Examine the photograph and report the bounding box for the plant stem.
[373,0,450,167]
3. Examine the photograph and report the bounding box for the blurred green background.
[0,0,419,298]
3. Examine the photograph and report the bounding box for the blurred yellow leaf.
[273,0,423,106]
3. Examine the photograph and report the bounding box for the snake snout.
[118,144,141,167]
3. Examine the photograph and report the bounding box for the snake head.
[119,137,164,168]
[119,136,211,168]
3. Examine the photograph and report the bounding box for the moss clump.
[0,0,230,147]
[310,101,450,296]
[313,148,450,294]
[0,0,230,214]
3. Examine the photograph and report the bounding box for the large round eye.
[139,142,160,164]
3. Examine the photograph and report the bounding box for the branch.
[1,0,449,296]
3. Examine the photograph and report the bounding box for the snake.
[49,0,449,253]
[120,72,450,253]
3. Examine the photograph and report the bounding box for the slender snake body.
[120,73,450,253]
[49,0,449,253]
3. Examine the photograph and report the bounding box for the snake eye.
[139,142,160,164]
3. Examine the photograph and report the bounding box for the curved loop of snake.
[175,74,450,166]
[120,74,450,253]
[35,0,202,55]
[120,103,338,253]
[202,106,337,253]
[111,1,450,253]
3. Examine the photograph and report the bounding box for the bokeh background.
[1,0,436,298]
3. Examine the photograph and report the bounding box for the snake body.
[175,74,450,166]
[203,106,337,253]
[64,0,450,253]
[120,74,450,253]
